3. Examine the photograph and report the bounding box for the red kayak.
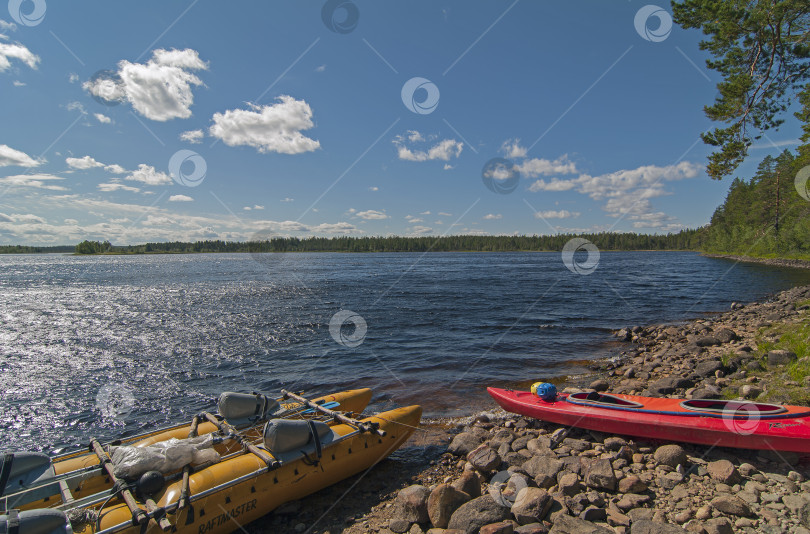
[487,387,810,453]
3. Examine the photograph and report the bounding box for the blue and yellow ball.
[530,382,557,401]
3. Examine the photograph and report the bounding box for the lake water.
[3,251,810,453]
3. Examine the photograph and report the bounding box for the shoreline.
[703,253,810,270]
[266,283,810,533]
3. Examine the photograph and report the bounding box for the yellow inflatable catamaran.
[1,388,421,534]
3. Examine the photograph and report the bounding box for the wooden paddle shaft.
[89,440,148,525]
[280,390,386,436]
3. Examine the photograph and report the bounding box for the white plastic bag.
[111,435,220,479]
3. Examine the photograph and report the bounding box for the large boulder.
[714,328,739,343]
[396,484,431,524]
[767,349,797,366]
[629,520,688,533]
[693,360,723,378]
[653,444,687,468]
[453,470,482,498]
[521,455,563,488]
[710,495,753,517]
[449,431,486,456]
[648,377,693,395]
[582,458,616,491]
[447,495,510,534]
[427,483,471,528]
[468,444,502,472]
[548,514,613,534]
[511,487,552,525]
[706,459,741,485]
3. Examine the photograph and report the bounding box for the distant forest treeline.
[57,231,705,255]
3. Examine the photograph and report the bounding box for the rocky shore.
[264,284,810,534]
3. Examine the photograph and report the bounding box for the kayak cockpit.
[565,392,644,408]
[680,399,787,416]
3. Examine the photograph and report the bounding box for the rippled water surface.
[3,251,810,452]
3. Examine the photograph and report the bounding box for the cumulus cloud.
[0,19,16,32]
[535,210,579,219]
[483,213,502,220]
[169,194,193,202]
[355,210,389,220]
[243,205,265,211]
[125,164,172,185]
[0,173,66,190]
[94,113,111,124]
[407,225,433,235]
[180,129,204,144]
[67,155,104,170]
[0,144,39,167]
[405,215,423,223]
[501,139,527,159]
[528,161,702,230]
[393,132,463,162]
[528,178,577,192]
[98,183,140,193]
[12,79,24,86]
[209,96,320,154]
[105,164,126,174]
[0,40,39,72]
[515,155,577,177]
[83,48,208,121]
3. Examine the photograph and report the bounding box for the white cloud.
[125,164,172,185]
[244,204,266,210]
[443,164,454,170]
[575,162,700,201]
[98,182,140,193]
[528,178,577,192]
[420,210,431,215]
[394,133,463,162]
[355,209,389,220]
[66,101,86,114]
[180,129,204,144]
[0,144,39,167]
[0,41,39,72]
[68,72,79,83]
[94,113,111,124]
[315,64,326,72]
[0,19,17,32]
[12,79,23,86]
[66,155,104,170]
[280,198,293,203]
[64,218,78,225]
[369,186,379,191]
[405,215,423,223]
[515,155,577,177]
[105,164,126,174]
[501,139,527,159]
[83,48,208,121]
[535,210,579,219]
[438,212,452,217]
[483,213,502,220]
[0,173,65,190]
[209,96,320,154]
[407,225,433,235]
[169,194,193,202]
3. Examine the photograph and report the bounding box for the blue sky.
[0,0,803,245]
